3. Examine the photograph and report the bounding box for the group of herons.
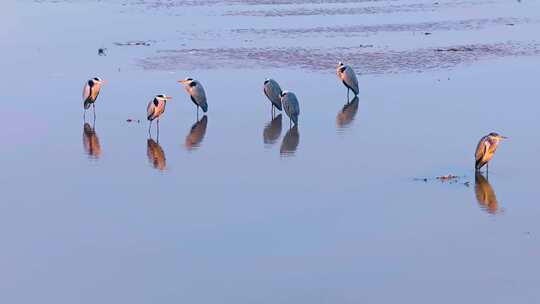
[82,62,506,173]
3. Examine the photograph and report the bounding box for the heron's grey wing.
[475,137,490,168]
[191,84,208,112]
[344,67,359,94]
[82,82,91,101]
[264,81,282,110]
[147,100,156,120]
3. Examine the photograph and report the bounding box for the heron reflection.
[82,122,101,159]
[280,125,300,157]
[185,115,208,151]
[336,96,359,130]
[474,173,500,214]
[263,114,282,147]
[147,138,166,171]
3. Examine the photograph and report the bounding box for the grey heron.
[178,78,208,117]
[280,91,300,127]
[475,132,508,173]
[336,62,359,100]
[263,78,283,117]
[185,115,208,151]
[147,138,166,171]
[82,77,106,117]
[147,94,173,137]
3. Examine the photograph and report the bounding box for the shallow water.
[2,0,540,303]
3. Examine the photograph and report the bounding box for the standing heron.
[82,77,106,117]
[475,132,508,173]
[263,78,283,117]
[147,94,173,137]
[178,78,208,117]
[280,91,300,127]
[336,62,359,100]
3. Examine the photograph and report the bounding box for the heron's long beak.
[501,135,508,139]
[100,80,108,84]
[178,80,188,84]
[165,96,173,100]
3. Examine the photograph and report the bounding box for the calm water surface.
[2,0,540,303]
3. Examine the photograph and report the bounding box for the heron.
[263,78,283,117]
[178,78,208,117]
[82,77,106,117]
[336,62,359,100]
[147,94,173,137]
[280,91,300,127]
[475,132,508,173]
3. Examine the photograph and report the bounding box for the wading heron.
[147,94,173,137]
[178,78,208,117]
[336,62,359,100]
[263,78,283,117]
[280,91,300,127]
[82,77,106,117]
[475,132,508,173]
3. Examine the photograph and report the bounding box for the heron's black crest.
[264,80,269,85]
[186,78,193,81]
[153,98,159,106]
[280,92,286,97]
[189,81,197,87]
[157,94,165,98]
[489,132,500,137]
[93,77,100,81]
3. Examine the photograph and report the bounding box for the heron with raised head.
[336,62,359,100]
[178,78,208,117]
[82,77,106,117]
[147,94,173,137]
[280,91,300,127]
[263,78,283,117]
[475,132,508,173]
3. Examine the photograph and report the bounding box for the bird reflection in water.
[185,115,208,151]
[336,96,359,131]
[280,125,300,157]
[263,114,282,148]
[474,173,500,214]
[147,138,167,171]
[82,122,101,159]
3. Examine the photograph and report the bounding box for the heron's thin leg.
[347,88,350,101]
[93,103,96,119]
[157,119,160,141]
[83,109,86,122]
[148,121,152,137]
[486,163,489,177]
[197,106,199,120]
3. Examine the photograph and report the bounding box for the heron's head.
[338,61,344,66]
[178,78,195,86]
[489,132,508,140]
[156,94,173,101]
[92,77,106,85]
[280,91,289,98]
[264,79,270,85]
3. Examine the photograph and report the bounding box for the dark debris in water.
[139,41,540,74]
[414,174,467,184]
[114,40,153,47]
